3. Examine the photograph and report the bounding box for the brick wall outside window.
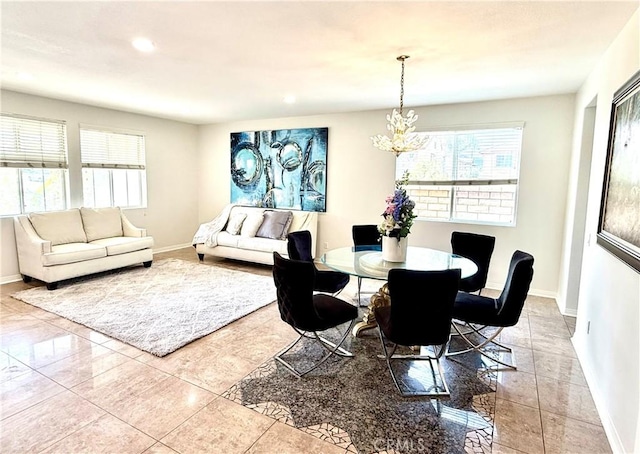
[407,184,517,224]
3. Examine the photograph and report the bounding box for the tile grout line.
[529,309,548,454]
[241,418,278,454]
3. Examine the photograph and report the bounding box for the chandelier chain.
[399,57,405,115]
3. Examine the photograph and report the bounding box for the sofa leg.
[143,261,152,268]
[197,253,204,262]
[22,275,32,283]
[46,282,58,291]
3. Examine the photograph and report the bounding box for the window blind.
[0,113,68,168]
[396,125,523,184]
[80,128,146,169]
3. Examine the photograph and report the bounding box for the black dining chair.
[352,225,381,249]
[287,230,350,296]
[351,224,382,305]
[451,231,496,295]
[374,268,461,397]
[446,250,534,370]
[272,252,358,378]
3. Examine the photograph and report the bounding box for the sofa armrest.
[121,213,147,237]
[14,216,52,254]
[14,216,52,277]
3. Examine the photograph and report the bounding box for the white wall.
[198,94,576,297]
[565,11,640,454]
[558,101,596,317]
[0,90,200,282]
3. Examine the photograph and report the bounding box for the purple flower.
[378,171,417,238]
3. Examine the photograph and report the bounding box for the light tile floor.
[0,248,611,454]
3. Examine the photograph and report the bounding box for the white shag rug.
[11,258,276,357]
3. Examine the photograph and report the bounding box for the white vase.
[381,236,408,262]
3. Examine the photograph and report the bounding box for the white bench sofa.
[14,207,154,290]
[192,205,318,266]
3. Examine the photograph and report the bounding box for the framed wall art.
[230,127,328,212]
[596,69,640,273]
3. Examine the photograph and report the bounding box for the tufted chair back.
[451,231,496,293]
[272,251,320,332]
[286,230,314,262]
[495,250,534,326]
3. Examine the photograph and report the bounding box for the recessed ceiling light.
[132,37,155,53]
[283,95,296,104]
[17,71,35,81]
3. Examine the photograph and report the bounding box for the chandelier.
[371,55,427,156]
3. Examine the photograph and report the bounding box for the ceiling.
[1,1,638,125]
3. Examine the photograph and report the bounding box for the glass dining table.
[321,246,478,336]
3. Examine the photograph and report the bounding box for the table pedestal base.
[352,283,391,337]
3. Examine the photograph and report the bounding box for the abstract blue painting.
[230,127,328,212]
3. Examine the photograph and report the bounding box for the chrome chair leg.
[378,329,450,397]
[315,320,356,358]
[446,323,516,370]
[275,321,355,378]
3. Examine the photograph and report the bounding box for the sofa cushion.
[256,210,293,240]
[241,211,265,237]
[81,207,123,242]
[90,236,154,256]
[43,243,106,266]
[29,209,87,246]
[225,213,247,235]
[216,232,241,247]
[237,236,288,255]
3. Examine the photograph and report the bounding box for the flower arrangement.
[378,171,417,240]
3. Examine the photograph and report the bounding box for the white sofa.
[14,207,154,290]
[193,205,318,266]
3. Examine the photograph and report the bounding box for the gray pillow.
[256,210,293,240]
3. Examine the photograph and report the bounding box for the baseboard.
[553,292,579,317]
[572,338,625,454]
[485,281,557,300]
[1,274,22,285]
[153,243,193,254]
[527,288,557,299]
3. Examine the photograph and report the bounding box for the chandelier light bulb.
[132,37,155,53]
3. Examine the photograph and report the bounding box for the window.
[80,126,147,208]
[496,155,513,168]
[396,123,524,226]
[0,113,68,215]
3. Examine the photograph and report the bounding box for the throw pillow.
[29,209,87,246]
[80,207,123,242]
[225,213,247,235]
[256,210,293,240]
[279,212,295,240]
[240,212,265,238]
